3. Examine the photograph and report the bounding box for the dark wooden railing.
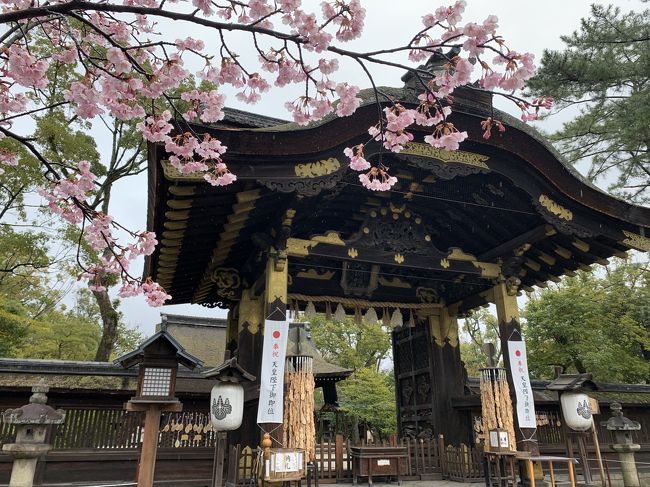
[443,444,484,482]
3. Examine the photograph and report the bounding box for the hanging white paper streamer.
[334,303,346,322]
[364,307,378,324]
[390,308,403,327]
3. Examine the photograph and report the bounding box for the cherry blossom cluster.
[0,0,551,305]
[37,160,167,304]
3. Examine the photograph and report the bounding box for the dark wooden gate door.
[392,325,436,439]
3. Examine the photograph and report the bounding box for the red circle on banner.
[515,350,521,357]
[272,330,281,339]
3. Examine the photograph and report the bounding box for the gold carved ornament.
[401,142,490,169]
[538,195,573,221]
[294,158,341,178]
[210,268,241,299]
[621,230,650,252]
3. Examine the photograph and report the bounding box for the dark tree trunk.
[351,416,360,445]
[93,286,120,361]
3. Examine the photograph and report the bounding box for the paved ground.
[50,481,482,487]
[367,481,478,487]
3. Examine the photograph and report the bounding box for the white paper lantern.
[210,382,244,431]
[560,392,593,431]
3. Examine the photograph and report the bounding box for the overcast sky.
[109,0,646,335]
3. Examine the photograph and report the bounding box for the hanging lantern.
[560,392,593,431]
[203,357,255,432]
[210,382,244,431]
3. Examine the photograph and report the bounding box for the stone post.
[2,381,65,487]
[603,402,641,487]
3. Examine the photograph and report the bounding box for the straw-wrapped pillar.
[283,355,316,459]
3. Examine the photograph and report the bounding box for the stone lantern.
[2,381,65,487]
[603,402,641,487]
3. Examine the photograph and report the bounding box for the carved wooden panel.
[392,325,436,439]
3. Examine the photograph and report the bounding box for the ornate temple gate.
[145,64,650,454]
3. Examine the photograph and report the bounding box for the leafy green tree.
[309,314,392,371]
[527,5,650,202]
[460,308,501,377]
[0,298,29,356]
[338,367,397,440]
[523,259,650,383]
[309,314,396,439]
[0,34,148,361]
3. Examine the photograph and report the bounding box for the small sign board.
[488,428,510,452]
[264,448,307,481]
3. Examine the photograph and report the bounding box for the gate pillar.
[493,279,540,454]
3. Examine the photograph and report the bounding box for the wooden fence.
[2,406,488,485]
[1,408,219,450]
[444,444,484,482]
[224,435,482,485]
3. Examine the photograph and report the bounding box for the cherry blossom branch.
[0,0,552,306]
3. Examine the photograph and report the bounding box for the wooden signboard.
[264,448,307,482]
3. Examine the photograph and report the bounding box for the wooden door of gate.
[392,325,437,440]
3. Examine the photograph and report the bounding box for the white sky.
[109,0,647,335]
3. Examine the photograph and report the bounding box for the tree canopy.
[523,259,650,383]
[309,314,396,437]
[527,4,650,203]
[309,314,391,371]
[459,308,501,377]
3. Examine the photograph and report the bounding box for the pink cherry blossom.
[65,81,104,119]
[175,37,205,51]
[118,281,141,298]
[106,47,131,75]
[137,111,173,143]
[359,167,397,192]
[141,280,172,307]
[318,58,339,75]
[424,122,468,151]
[204,162,237,186]
[6,45,48,88]
[480,117,505,140]
[0,0,549,308]
[53,47,78,64]
[0,92,28,115]
[335,83,361,117]
[344,145,371,171]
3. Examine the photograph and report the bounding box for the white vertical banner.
[508,340,537,429]
[257,319,289,424]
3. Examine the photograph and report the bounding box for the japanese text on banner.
[257,319,289,424]
[507,340,537,429]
